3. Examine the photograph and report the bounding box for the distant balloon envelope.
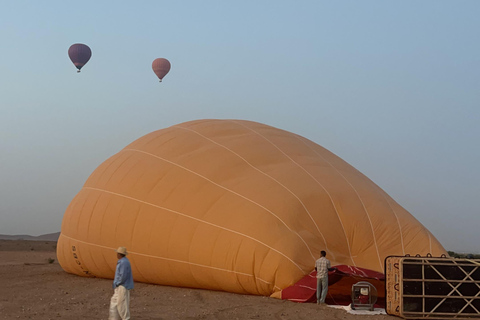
[152,58,171,82]
[68,44,92,73]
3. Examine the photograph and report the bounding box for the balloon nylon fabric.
[280,265,385,305]
[152,58,171,80]
[57,119,447,297]
[68,43,92,70]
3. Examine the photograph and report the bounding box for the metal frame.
[352,281,377,311]
[385,255,480,319]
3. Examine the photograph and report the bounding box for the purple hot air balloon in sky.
[152,58,171,82]
[68,43,92,73]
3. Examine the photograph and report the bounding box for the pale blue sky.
[0,1,478,252]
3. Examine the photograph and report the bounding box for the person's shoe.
[317,301,320,305]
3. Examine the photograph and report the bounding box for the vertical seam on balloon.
[85,193,102,275]
[350,164,406,257]
[187,213,207,289]
[80,186,306,275]
[75,193,89,237]
[90,152,134,248]
[225,121,336,261]
[294,135,384,272]
[58,233,66,272]
[121,147,316,266]
[376,193,406,255]
[86,153,118,186]
[128,202,146,282]
[290,136,371,267]
[99,151,133,188]
[98,194,115,274]
[171,125,318,263]
[59,233,281,288]
[347,166,407,257]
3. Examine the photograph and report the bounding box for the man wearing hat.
[109,247,134,320]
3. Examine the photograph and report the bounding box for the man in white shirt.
[315,250,334,304]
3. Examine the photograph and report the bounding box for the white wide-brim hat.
[115,246,128,255]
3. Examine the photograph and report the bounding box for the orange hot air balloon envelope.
[68,43,92,73]
[152,58,171,82]
[57,119,447,299]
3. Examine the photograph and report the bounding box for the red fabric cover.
[281,265,385,307]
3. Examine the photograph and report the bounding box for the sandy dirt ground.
[0,240,395,320]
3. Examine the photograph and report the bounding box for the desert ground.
[0,240,395,320]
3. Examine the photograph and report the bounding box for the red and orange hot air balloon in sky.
[68,43,92,73]
[152,58,171,82]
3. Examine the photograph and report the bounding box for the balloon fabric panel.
[58,119,447,297]
[68,43,92,71]
[152,58,171,81]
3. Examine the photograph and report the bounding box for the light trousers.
[109,285,130,320]
[316,275,328,303]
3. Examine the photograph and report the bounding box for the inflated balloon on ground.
[57,119,446,298]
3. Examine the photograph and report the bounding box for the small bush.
[447,251,479,259]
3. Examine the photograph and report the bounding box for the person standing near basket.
[109,246,134,320]
[315,250,334,305]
